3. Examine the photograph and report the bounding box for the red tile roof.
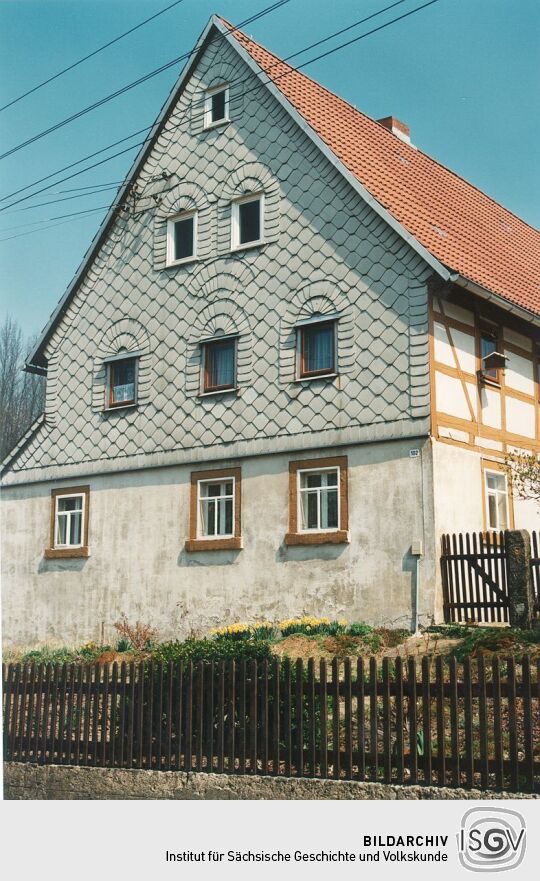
[224,20,540,317]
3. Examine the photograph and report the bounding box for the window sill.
[293,373,338,384]
[203,119,230,131]
[185,537,243,552]
[230,240,266,254]
[198,388,238,398]
[103,403,138,412]
[45,546,90,559]
[285,530,350,547]
[165,256,198,268]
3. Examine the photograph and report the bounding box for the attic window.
[231,194,264,249]
[108,357,138,408]
[167,210,197,265]
[203,85,229,128]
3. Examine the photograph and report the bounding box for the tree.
[505,451,540,504]
[0,315,45,462]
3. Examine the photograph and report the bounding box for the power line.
[0,0,188,113]
[0,0,428,211]
[0,206,113,244]
[1,0,442,219]
[2,183,124,215]
[0,1,291,163]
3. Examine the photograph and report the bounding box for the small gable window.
[203,337,236,393]
[231,194,263,249]
[108,357,137,408]
[204,85,229,128]
[167,210,197,265]
[298,320,336,378]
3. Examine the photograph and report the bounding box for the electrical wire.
[0,0,189,113]
[0,0,443,223]
[0,0,435,211]
[0,1,291,162]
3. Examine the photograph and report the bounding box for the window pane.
[325,471,338,487]
[211,90,226,122]
[57,514,67,545]
[321,488,338,528]
[173,216,194,260]
[301,491,319,530]
[70,512,82,545]
[111,360,135,404]
[220,498,233,535]
[304,473,322,489]
[205,340,235,390]
[200,498,216,536]
[239,199,260,244]
[302,323,334,374]
[488,494,497,529]
[481,331,498,379]
[497,493,508,529]
[204,483,222,498]
[58,496,82,512]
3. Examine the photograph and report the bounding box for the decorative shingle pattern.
[223,20,540,316]
[7,33,432,478]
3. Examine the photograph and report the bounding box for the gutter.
[449,273,540,329]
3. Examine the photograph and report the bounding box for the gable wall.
[5,32,432,485]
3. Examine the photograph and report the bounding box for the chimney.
[377,116,412,146]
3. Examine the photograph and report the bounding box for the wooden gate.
[441,532,509,624]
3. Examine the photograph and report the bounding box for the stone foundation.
[4,763,537,800]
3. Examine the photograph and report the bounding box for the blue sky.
[0,0,539,339]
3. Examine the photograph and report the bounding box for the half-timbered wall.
[430,286,540,457]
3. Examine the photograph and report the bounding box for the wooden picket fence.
[441,531,540,624]
[3,656,539,793]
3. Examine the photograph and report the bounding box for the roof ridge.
[222,17,540,237]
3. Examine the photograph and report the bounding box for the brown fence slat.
[261,659,269,775]
[319,660,327,779]
[435,656,445,786]
[271,658,279,776]
[356,658,365,782]
[491,655,504,789]
[395,657,404,785]
[238,660,246,774]
[296,659,303,778]
[344,658,353,781]
[507,656,518,791]
[477,655,489,789]
[463,658,474,787]
[369,657,378,782]
[227,660,235,774]
[174,662,183,772]
[249,659,257,774]
[408,657,417,785]
[382,658,391,784]
[284,659,292,778]
[449,656,460,787]
[421,656,432,785]
[196,662,204,773]
[307,658,316,777]
[521,656,534,792]
[332,658,340,780]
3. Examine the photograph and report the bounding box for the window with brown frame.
[185,467,242,552]
[203,337,236,393]
[285,456,349,546]
[298,321,336,378]
[108,357,137,407]
[45,486,90,559]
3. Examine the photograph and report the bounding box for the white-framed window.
[298,320,337,378]
[484,469,509,530]
[166,210,197,265]
[197,477,235,538]
[54,493,85,548]
[231,193,264,250]
[203,84,229,129]
[107,356,138,408]
[297,467,340,532]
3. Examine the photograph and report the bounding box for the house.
[2,15,540,646]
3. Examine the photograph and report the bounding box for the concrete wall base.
[4,763,537,800]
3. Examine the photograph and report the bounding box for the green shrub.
[151,638,273,666]
[347,622,373,637]
[22,646,78,665]
[116,638,132,653]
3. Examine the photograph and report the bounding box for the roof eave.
[450,273,540,328]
